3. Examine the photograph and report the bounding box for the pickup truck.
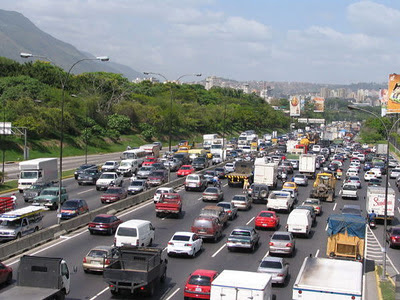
[200,205,229,227]
[155,193,182,218]
[103,246,167,297]
[341,183,358,200]
[32,187,68,210]
[266,190,294,213]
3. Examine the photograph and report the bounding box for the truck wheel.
[16,233,21,239]
[52,203,58,211]
[110,289,120,296]
[149,238,153,247]
[6,273,12,284]
[160,268,167,282]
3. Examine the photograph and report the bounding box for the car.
[364,171,377,181]
[96,172,123,191]
[167,232,203,257]
[88,214,123,235]
[153,141,162,150]
[82,245,116,273]
[388,159,399,168]
[363,162,373,171]
[177,165,195,177]
[249,183,269,204]
[142,156,159,166]
[226,226,260,252]
[147,169,168,187]
[101,161,119,172]
[373,162,386,175]
[386,227,400,248]
[288,159,299,170]
[282,182,298,192]
[74,164,97,180]
[346,176,361,189]
[164,158,182,172]
[346,168,358,177]
[203,170,217,184]
[191,216,223,242]
[23,182,54,203]
[214,167,226,178]
[202,187,224,202]
[192,157,209,170]
[292,174,308,186]
[100,187,128,204]
[185,174,208,191]
[341,204,362,216]
[77,168,102,185]
[370,168,382,178]
[341,183,358,199]
[231,194,252,211]
[281,188,298,204]
[296,205,316,225]
[302,199,322,215]
[390,168,400,179]
[331,160,343,167]
[32,186,69,210]
[136,166,155,179]
[257,256,289,285]
[153,187,175,203]
[368,178,382,186]
[224,163,235,173]
[216,202,238,220]
[212,154,223,165]
[183,269,219,300]
[127,179,148,195]
[60,199,89,219]
[254,210,280,230]
[0,261,12,286]
[269,231,295,256]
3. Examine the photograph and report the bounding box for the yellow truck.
[310,172,336,202]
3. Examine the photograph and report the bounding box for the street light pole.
[348,104,400,280]
[1,97,5,184]
[21,53,109,223]
[143,72,202,152]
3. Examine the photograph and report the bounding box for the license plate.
[189,184,196,187]
[195,287,202,292]
[292,228,301,231]
[96,225,101,228]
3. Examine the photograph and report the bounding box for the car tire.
[6,272,12,284]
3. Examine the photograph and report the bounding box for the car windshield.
[304,200,318,205]
[41,190,58,196]
[21,171,38,179]
[231,230,250,236]
[205,188,218,193]
[151,171,164,176]
[105,189,120,194]
[259,212,273,217]
[88,249,108,258]
[92,216,111,223]
[272,234,290,241]
[188,275,211,286]
[104,162,115,166]
[172,235,191,241]
[349,176,360,181]
[101,174,115,179]
[215,168,224,172]
[187,175,199,181]
[62,201,80,208]
[343,185,357,190]
[117,227,137,237]
[130,181,144,186]
[233,196,245,201]
[217,203,230,209]
[140,167,153,172]
[392,229,400,235]
[120,162,130,167]
[294,175,304,179]
[260,261,283,269]
[181,166,191,170]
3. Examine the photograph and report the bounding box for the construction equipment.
[310,172,336,202]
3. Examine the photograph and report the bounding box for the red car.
[100,187,128,204]
[177,165,195,177]
[255,210,279,230]
[387,227,400,248]
[88,214,123,235]
[0,261,12,285]
[184,269,219,300]
[142,156,158,166]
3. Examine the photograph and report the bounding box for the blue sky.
[1,0,400,84]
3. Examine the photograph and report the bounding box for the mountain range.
[0,9,142,80]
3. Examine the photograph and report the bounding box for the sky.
[1,0,400,84]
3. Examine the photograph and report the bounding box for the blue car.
[60,199,89,220]
[363,162,372,171]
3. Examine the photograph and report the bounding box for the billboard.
[0,122,12,135]
[313,97,325,112]
[379,89,388,117]
[289,96,301,116]
[388,74,400,114]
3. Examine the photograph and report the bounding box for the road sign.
[0,122,12,135]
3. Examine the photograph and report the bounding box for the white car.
[153,187,174,203]
[224,163,235,173]
[167,232,203,257]
[101,160,119,172]
[356,154,365,163]
[95,172,123,191]
[346,168,359,177]
[364,171,377,181]
[349,163,361,171]
[390,168,400,179]
[370,168,382,178]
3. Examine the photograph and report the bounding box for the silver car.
[216,202,238,220]
[127,179,148,195]
[292,174,308,186]
[231,194,252,211]
[224,163,235,173]
[269,231,295,256]
[257,256,289,285]
[288,159,299,170]
[137,166,155,179]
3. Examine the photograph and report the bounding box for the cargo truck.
[210,270,273,300]
[18,158,58,193]
[376,143,388,155]
[299,154,316,179]
[226,161,253,187]
[366,186,395,222]
[326,214,366,261]
[253,157,278,189]
[203,134,218,150]
[103,246,167,297]
[0,255,73,299]
[293,256,362,300]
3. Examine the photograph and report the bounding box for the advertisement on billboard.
[388,74,400,114]
[379,89,388,117]
[313,97,325,112]
[289,96,301,116]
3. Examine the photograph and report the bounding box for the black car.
[249,183,269,204]
[23,182,54,203]
[74,164,97,180]
[214,167,226,178]
[77,168,102,185]
[192,157,208,170]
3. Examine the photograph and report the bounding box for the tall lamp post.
[348,104,400,280]
[143,72,202,152]
[21,53,109,223]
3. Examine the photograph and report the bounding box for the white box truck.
[203,134,218,150]
[299,154,316,179]
[210,270,273,300]
[18,158,58,193]
[376,143,388,155]
[366,186,395,221]
[254,158,278,188]
[293,257,362,299]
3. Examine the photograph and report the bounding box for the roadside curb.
[375,266,384,300]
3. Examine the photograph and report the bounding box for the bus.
[120,149,147,166]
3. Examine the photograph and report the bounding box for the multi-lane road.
[1,154,400,299]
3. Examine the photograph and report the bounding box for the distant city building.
[320,87,329,98]
[205,76,217,90]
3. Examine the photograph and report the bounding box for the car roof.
[94,214,114,218]
[261,256,284,262]
[190,269,218,277]
[89,245,113,252]
[173,231,194,237]
[232,226,254,231]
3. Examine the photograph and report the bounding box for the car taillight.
[357,181,360,183]
[227,210,232,213]
[185,243,192,246]
[136,239,139,246]
[168,242,174,245]
[298,290,302,294]
[105,259,110,265]
[392,237,396,241]
[277,273,285,277]
[306,226,309,230]
[83,257,87,263]
[269,242,274,246]
[286,243,292,247]
[316,206,320,210]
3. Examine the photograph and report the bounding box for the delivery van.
[286,209,312,238]
[114,220,155,247]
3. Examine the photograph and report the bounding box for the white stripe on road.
[389,182,391,187]
[212,244,226,258]
[89,286,109,300]
[223,183,228,187]
[77,189,92,195]
[197,197,202,201]
[165,288,180,300]
[325,223,328,231]
[246,217,255,225]
[333,203,337,211]
[398,207,400,214]
[315,249,320,257]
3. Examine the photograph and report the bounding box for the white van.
[114,220,155,247]
[286,209,312,238]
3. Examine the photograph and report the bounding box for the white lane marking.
[389,182,391,187]
[197,197,203,201]
[325,223,328,231]
[77,189,92,195]
[263,250,270,259]
[89,286,109,300]
[246,217,255,225]
[212,244,226,258]
[398,207,400,214]
[333,203,337,211]
[223,183,228,187]
[8,201,154,266]
[59,235,71,239]
[165,288,181,300]
[315,249,320,257]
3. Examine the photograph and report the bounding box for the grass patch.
[376,266,396,300]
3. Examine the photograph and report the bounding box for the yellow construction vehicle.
[310,172,336,202]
